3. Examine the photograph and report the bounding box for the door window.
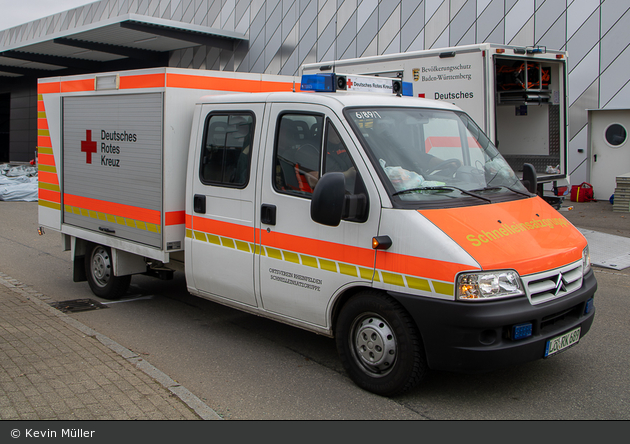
[274,113,323,196]
[200,113,254,187]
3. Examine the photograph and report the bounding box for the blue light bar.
[402,82,413,97]
[512,322,533,340]
[301,74,335,92]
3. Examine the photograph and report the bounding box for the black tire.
[85,244,131,300]
[335,291,427,396]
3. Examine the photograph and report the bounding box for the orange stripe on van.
[375,251,475,283]
[38,171,59,185]
[64,194,161,225]
[165,211,185,226]
[192,216,255,243]
[61,79,95,93]
[38,118,49,130]
[120,73,166,90]
[166,73,298,92]
[260,229,375,268]
[38,82,60,95]
[37,153,55,167]
[38,136,52,148]
[39,188,61,203]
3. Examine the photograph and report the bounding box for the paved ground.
[561,199,630,238]
[0,197,622,421]
[0,273,220,420]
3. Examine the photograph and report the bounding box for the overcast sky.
[0,1,97,32]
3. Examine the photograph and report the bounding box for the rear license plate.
[544,327,581,358]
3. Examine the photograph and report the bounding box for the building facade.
[1,0,628,185]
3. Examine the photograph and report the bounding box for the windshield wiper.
[393,186,492,203]
[471,186,532,197]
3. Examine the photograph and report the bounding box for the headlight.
[583,245,591,274]
[457,270,524,301]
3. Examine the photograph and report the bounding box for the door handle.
[261,204,276,225]
[194,194,206,214]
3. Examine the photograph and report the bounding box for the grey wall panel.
[357,6,378,57]
[299,19,318,64]
[358,0,378,32]
[378,0,399,29]
[569,81,598,140]
[337,11,357,59]
[426,0,445,21]
[450,0,468,18]
[599,45,630,107]
[600,10,630,71]
[337,0,357,31]
[567,0,599,40]
[605,79,630,109]
[536,11,566,51]
[378,5,400,54]
[601,0,630,36]
[401,3,424,51]
[400,0,424,18]
[424,0,449,48]
[505,0,535,44]
[569,44,599,105]
[457,21,476,46]
[567,9,599,65]
[450,0,475,46]
[317,17,336,61]
[535,0,566,42]
[477,0,504,43]
[282,1,298,41]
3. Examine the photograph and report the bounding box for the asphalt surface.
[0,197,626,420]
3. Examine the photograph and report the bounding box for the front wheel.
[85,244,131,300]
[335,291,427,396]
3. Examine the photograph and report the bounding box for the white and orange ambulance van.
[38,69,596,396]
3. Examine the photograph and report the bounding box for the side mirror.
[311,173,345,226]
[522,163,537,194]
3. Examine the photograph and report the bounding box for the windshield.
[345,107,530,206]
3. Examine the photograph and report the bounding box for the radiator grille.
[521,260,583,305]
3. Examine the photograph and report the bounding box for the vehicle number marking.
[355,111,382,119]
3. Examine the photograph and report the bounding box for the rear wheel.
[85,244,131,300]
[335,291,427,396]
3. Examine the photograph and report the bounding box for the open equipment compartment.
[494,54,565,181]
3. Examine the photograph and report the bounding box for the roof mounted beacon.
[300,72,412,96]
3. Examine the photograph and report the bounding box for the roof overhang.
[0,14,247,78]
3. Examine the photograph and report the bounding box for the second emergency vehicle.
[38,68,596,396]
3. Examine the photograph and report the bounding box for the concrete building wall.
[1,0,629,184]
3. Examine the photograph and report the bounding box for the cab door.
[188,104,265,307]
[257,103,381,327]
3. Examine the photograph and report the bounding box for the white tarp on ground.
[0,164,38,202]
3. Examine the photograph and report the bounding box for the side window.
[273,114,369,222]
[274,113,324,196]
[324,121,356,194]
[200,113,254,187]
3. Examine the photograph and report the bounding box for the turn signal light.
[372,235,392,250]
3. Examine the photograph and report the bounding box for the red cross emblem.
[346,78,353,89]
[81,130,97,164]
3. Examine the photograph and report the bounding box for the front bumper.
[390,270,597,373]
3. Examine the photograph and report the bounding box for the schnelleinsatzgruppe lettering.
[466,217,570,247]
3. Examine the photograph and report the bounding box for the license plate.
[544,327,581,358]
